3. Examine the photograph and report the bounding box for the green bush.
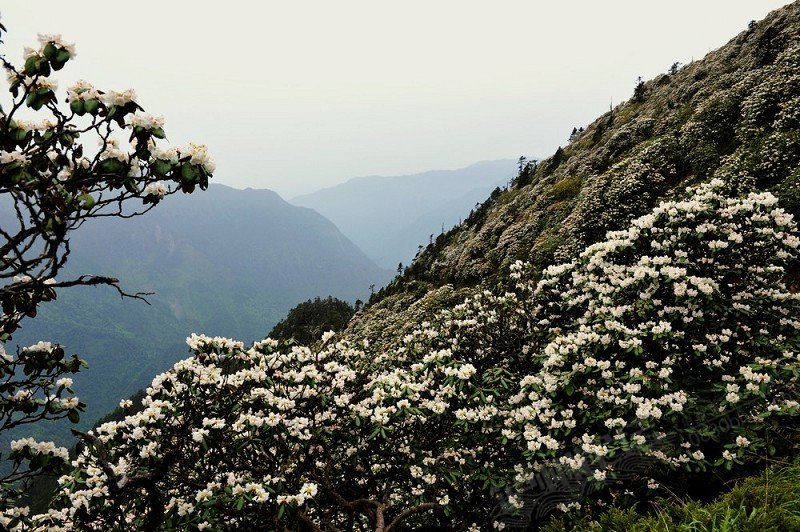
[544,458,800,532]
[268,296,355,345]
[548,175,583,202]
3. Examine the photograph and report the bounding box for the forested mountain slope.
[351,3,800,344]
[5,184,391,439]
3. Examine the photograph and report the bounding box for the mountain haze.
[7,184,391,438]
[291,160,519,268]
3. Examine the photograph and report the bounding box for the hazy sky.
[1,1,793,197]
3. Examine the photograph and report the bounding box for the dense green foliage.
[268,297,356,345]
[19,389,150,514]
[542,458,800,532]
[331,5,800,528]
[21,292,357,515]
[13,179,798,530]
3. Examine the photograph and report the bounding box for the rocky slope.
[350,2,800,345]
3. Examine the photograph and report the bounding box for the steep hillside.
[351,3,800,344]
[6,184,391,439]
[291,160,518,268]
[10,5,800,527]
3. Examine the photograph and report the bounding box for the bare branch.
[385,503,443,531]
[55,275,153,304]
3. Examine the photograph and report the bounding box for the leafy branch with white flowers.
[0,20,214,509]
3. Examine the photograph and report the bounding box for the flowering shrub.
[15,179,796,530]
[0,22,213,507]
[506,179,800,499]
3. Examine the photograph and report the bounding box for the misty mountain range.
[292,160,519,268]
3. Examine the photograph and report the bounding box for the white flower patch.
[39,180,800,529]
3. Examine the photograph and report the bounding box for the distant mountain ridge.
[6,184,391,440]
[291,160,519,268]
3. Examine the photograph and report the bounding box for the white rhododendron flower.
[101,88,137,107]
[128,113,165,130]
[0,150,26,165]
[66,79,100,102]
[143,181,168,198]
[182,142,216,174]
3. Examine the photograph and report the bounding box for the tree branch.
[55,275,153,304]
[385,502,443,531]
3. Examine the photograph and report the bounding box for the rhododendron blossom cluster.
[11,180,796,530]
[0,22,213,510]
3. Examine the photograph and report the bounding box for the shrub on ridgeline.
[0,22,214,513]
[514,156,537,189]
[632,76,646,102]
[268,297,355,345]
[16,179,797,530]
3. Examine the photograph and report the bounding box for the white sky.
[1,1,793,197]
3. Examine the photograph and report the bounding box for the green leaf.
[24,55,38,75]
[36,58,51,77]
[84,99,100,114]
[29,453,46,470]
[43,43,58,60]
[78,193,95,209]
[11,128,27,142]
[67,410,80,423]
[152,127,166,139]
[26,92,43,110]
[59,131,77,147]
[150,160,172,176]
[181,163,198,183]
[70,99,85,115]
[100,158,125,174]
[55,48,71,63]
